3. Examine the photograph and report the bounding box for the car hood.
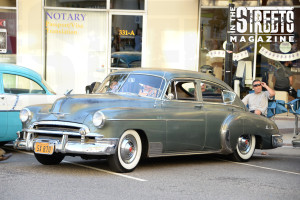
[36,93,156,123]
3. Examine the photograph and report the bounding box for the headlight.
[20,108,32,123]
[92,111,105,128]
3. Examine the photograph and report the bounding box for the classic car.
[111,51,141,69]
[14,68,283,173]
[0,63,59,144]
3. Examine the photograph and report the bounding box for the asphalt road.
[1,145,299,200]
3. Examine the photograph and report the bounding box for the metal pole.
[224,2,234,88]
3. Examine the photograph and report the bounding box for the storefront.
[199,0,300,100]
[44,0,146,94]
[3,0,299,97]
[0,1,16,64]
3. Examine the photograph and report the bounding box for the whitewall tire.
[108,130,142,173]
[231,134,256,162]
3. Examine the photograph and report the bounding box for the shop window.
[3,74,46,94]
[45,9,108,94]
[0,3,16,64]
[261,0,300,6]
[0,0,16,7]
[45,0,106,9]
[200,9,228,81]
[110,0,144,10]
[111,15,142,70]
[201,0,258,6]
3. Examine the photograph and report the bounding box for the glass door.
[109,14,143,72]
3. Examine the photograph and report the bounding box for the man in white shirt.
[242,80,275,116]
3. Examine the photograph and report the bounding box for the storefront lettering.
[230,7,295,43]
[46,12,86,35]
[230,35,294,43]
[46,12,86,21]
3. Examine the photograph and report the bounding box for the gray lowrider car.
[14,69,283,173]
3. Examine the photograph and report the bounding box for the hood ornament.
[52,112,70,119]
[64,89,73,96]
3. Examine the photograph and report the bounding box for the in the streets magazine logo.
[230,7,295,43]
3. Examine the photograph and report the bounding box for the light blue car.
[0,64,58,145]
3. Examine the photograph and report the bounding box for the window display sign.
[229,7,295,43]
[207,50,249,61]
[259,46,300,61]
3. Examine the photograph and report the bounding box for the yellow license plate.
[34,142,54,155]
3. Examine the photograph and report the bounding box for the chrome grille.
[34,124,80,133]
[28,121,90,137]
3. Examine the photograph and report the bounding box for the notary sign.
[46,11,86,35]
[229,7,295,43]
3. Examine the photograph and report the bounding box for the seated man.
[242,80,275,116]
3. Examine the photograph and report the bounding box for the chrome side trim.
[107,118,204,122]
[148,150,220,158]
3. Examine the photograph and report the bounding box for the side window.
[166,80,196,101]
[201,82,224,103]
[3,74,46,94]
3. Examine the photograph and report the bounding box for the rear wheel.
[108,130,142,173]
[231,134,256,162]
[34,152,65,165]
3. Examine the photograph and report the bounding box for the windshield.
[96,73,166,98]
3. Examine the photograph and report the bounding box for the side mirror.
[222,90,236,104]
[86,82,101,94]
[166,93,175,100]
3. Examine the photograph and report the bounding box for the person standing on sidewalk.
[0,148,12,161]
[242,80,275,116]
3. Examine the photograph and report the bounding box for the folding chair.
[286,98,300,140]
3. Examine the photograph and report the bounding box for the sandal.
[0,153,12,161]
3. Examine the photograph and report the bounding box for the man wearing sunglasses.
[242,80,275,116]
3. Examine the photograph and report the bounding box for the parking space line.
[62,161,147,182]
[221,159,300,176]
[14,149,147,182]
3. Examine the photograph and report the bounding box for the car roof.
[110,68,232,90]
[0,63,42,80]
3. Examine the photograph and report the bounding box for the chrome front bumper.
[272,134,283,148]
[14,131,118,155]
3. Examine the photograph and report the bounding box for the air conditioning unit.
[0,29,7,53]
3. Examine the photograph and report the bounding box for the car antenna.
[64,89,73,96]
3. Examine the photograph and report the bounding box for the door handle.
[228,108,235,112]
[195,105,203,109]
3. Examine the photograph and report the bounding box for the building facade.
[1,0,299,97]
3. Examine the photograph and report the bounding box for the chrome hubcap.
[120,135,137,164]
[237,135,252,155]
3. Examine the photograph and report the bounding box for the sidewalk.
[274,113,298,146]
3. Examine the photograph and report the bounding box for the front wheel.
[34,152,65,165]
[108,130,142,173]
[231,134,256,162]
